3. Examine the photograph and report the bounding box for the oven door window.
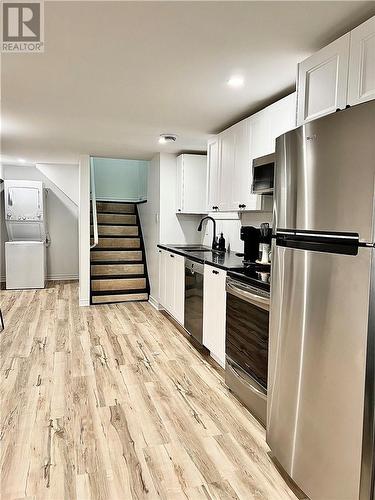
[226,292,269,389]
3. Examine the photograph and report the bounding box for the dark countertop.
[157,244,246,271]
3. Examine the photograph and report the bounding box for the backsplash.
[202,211,272,254]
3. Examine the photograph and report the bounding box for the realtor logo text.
[1,1,44,52]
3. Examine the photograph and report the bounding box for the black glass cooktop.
[228,262,271,292]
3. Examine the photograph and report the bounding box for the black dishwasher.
[184,259,204,343]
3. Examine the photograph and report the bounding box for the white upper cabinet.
[297,34,350,126]
[176,154,207,214]
[218,126,236,212]
[207,93,296,213]
[348,16,375,106]
[249,109,272,159]
[231,118,256,211]
[269,92,297,142]
[206,137,220,212]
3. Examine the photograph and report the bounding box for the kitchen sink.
[174,245,223,253]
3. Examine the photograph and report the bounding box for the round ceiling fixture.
[227,75,245,88]
[159,134,177,144]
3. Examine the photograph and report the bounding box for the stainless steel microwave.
[251,153,275,194]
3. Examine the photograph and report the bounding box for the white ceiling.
[2,1,375,164]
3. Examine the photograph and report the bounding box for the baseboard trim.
[1,274,79,282]
[148,295,162,310]
[48,274,79,280]
[79,298,90,307]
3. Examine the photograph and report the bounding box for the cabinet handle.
[212,270,219,275]
[170,254,175,258]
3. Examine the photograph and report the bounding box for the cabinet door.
[173,253,185,325]
[218,128,236,211]
[206,138,220,211]
[249,109,272,159]
[203,265,227,367]
[158,249,167,308]
[348,16,375,106]
[176,155,183,213]
[230,119,252,211]
[269,92,296,144]
[182,155,207,214]
[165,252,176,314]
[297,34,350,126]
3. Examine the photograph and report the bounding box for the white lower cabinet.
[158,249,184,325]
[203,265,227,368]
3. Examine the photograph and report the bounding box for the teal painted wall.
[91,157,149,202]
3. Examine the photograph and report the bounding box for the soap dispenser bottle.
[218,232,226,252]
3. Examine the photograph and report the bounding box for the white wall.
[36,163,79,205]
[1,164,79,281]
[92,157,149,202]
[138,155,160,303]
[78,155,90,306]
[202,211,273,253]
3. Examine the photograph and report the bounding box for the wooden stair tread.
[96,202,135,214]
[91,292,148,304]
[90,250,143,262]
[91,274,145,280]
[95,213,137,224]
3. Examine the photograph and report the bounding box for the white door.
[348,16,375,106]
[206,138,220,212]
[158,249,168,308]
[165,252,176,314]
[249,109,272,159]
[218,128,236,211]
[231,119,255,211]
[269,93,297,144]
[297,33,350,126]
[203,265,227,367]
[173,253,185,325]
[182,155,207,214]
[175,156,183,213]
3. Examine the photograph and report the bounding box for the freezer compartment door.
[267,244,372,500]
[274,101,375,243]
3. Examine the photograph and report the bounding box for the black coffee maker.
[240,226,261,263]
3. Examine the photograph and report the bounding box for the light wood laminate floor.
[0,282,298,500]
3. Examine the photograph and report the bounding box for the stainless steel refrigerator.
[267,101,375,500]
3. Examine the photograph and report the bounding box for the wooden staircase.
[90,201,149,304]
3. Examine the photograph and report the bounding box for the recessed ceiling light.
[227,76,244,88]
[159,134,177,144]
[18,158,26,163]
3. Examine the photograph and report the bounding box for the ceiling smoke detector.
[159,134,177,144]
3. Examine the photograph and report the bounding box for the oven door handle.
[226,281,269,311]
[227,360,267,400]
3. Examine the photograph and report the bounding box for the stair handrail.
[90,159,99,249]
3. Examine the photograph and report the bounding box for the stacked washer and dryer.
[4,180,48,289]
